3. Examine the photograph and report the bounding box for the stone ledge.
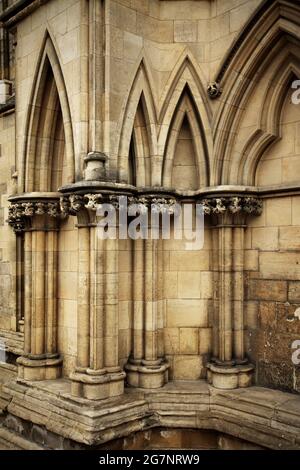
[0,329,24,357]
[1,378,300,449]
[0,427,42,450]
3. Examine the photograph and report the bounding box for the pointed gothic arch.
[23,33,75,192]
[118,59,157,185]
[238,57,300,185]
[157,54,211,187]
[162,89,208,189]
[212,0,300,184]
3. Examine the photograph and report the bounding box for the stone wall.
[0,0,300,398]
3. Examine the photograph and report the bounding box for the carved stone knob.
[84,151,107,181]
[207,81,222,99]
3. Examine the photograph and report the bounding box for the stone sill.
[2,378,300,449]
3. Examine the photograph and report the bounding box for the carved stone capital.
[60,193,178,216]
[200,196,262,217]
[7,199,61,233]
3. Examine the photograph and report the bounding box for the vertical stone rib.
[218,223,233,363]
[77,226,90,369]
[133,237,144,361]
[144,238,158,363]
[157,237,164,359]
[46,230,58,354]
[233,226,245,362]
[212,227,219,360]
[31,230,46,356]
[104,236,119,369]
[24,231,32,354]
[90,228,105,371]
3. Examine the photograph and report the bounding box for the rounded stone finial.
[84,151,107,181]
[207,81,222,99]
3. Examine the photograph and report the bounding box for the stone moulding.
[70,369,126,401]
[2,378,300,450]
[125,360,169,389]
[207,363,254,390]
[17,356,63,381]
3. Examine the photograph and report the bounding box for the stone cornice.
[59,181,300,199]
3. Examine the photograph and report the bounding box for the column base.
[17,355,62,381]
[207,362,254,390]
[125,359,169,389]
[70,368,126,400]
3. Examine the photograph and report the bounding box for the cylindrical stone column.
[16,212,62,381]
[233,225,245,363]
[24,231,32,355]
[104,236,119,371]
[218,222,233,364]
[71,209,125,400]
[125,210,168,389]
[76,226,90,370]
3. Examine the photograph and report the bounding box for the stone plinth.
[125,360,169,389]
[207,363,254,390]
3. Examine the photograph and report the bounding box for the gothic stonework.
[7,199,61,232]
[0,0,300,451]
[207,81,222,99]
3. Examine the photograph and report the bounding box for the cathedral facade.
[0,0,300,450]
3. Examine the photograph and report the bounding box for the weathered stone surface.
[1,0,300,451]
[1,379,300,449]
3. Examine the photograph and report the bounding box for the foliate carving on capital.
[59,193,178,215]
[7,200,61,233]
[85,194,103,210]
[60,194,103,215]
[200,196,262,216]
[242,197,263,215]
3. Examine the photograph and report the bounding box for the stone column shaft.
[126,219,168,389]
[24,231,32,355]
[71,213,125,401]
[218,223,233,363]
[233,226,245,362]
[46,231,58,354]
[157,237,165,360]
[132,238,144,362]
[204,196,262,390]
[77,226,90,369]
[8,199,62,381]
[89,227,104,371]
[104,236,119,370]
[31,230,46,356]
[17,221,62,380]
[144,238,158,363]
